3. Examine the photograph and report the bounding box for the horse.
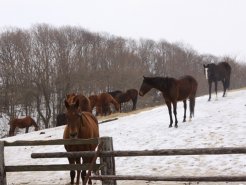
[9,116,39,136]
[88,95,98,112]
[203,61,231,101]
[56,113,67,127]
[107,90,123,100]
[64,99,99,185]
[66,93,91,112]
[89,93,120,116]
[139,75,198,128]
[115,89,138,112]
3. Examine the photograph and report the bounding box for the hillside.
[1,89,246,185]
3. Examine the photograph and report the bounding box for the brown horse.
[116,89,138,111]
[9,116,39,136]
[64,99,99,185]
[66,93,91,113]
[89,93,120,116]
[88,95,98,112]
[139,75,198,128]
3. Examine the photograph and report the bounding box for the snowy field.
[1,89,246,185]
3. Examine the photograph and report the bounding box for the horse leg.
[208,82,212,101]
[183,100,187,122]
[166,101,173,127]
[132,97,137,110]
[75,158,81,185]
[25,126,29,133]
[9,126,15,136]
[81,157,93,185]
[68,158,75,184]
[222,80,226,97]
[82,157,94,185]
[172,101,178,128]
[214,81,218,100]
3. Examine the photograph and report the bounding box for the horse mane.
[144,76,176,92]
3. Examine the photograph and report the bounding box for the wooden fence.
[0,137,116,185]
[1,136,246,185]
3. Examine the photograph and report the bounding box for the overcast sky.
[1,0,246,62]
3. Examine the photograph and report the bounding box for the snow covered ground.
[1,89,246,185]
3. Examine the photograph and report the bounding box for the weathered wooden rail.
[1,136,246,185]
[0,137,115,185]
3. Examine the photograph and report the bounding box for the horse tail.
[189,96,196,118]
[110,97,120,112]
[225,64,231,89]
[189,77,198,118]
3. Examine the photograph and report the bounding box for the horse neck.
[9,124,15,136]
[149,77,169,92]
[31,120,38,129]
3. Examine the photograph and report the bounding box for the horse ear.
[143,76,146,79]
[75,99,80,109]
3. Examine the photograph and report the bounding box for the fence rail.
[4,138,99,146]
[90,175,246,182]
[1,137,246,185]
[31,147,246,158]
[5,164,102,172]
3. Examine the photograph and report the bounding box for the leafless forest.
[0,24,246,128]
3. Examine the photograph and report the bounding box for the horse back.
[177,76,198,101]
[126,89,138,99]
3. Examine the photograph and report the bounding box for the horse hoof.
[175,125,178,128]
[169,125,172,128]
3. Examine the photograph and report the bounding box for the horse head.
[139,76,152,96]
[65,99,83,139]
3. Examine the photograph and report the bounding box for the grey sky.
[1,0,246,62]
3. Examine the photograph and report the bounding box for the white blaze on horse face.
[205,68,208,79]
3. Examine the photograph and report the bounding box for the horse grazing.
[203,61,231,101]
[115,89,138,112]
[56,113,67,127]
[66,93,91,112]
[107,90,123,100]
[89,93,120,116]
[64,99,99,185]
[139,75,198,128]
[9,116,39,136]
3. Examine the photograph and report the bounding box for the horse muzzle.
[139,91,144,96]
[69,132,78,139]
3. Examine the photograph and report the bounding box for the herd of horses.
[7,61,231,185]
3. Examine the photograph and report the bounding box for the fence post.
[100,137,116,185]
[0,141,7,185]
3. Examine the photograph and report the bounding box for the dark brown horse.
[139,75,198,128]
[64,99,99,185]
[56,113,66,127]
[108,90,123,100]
[66,93,91,113]
[203,61,231,101]
[89,93,120,116]
[9,116,39,136]
[115,89,138,112]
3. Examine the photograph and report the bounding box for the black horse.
[108,90,123,99]
[56,113,67,126]
[116,89,138,111]
[139,75,198,128]
[203,62,231,101]
[108,89,138,112]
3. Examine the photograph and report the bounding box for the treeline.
[0,24,246,128]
